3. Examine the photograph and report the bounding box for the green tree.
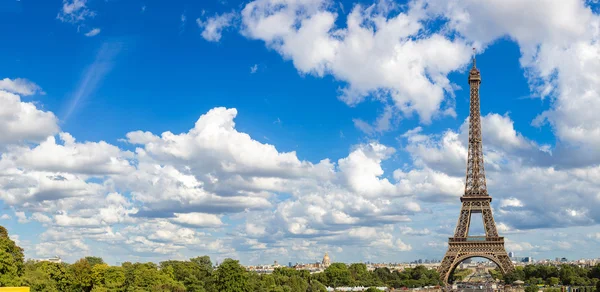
[505,266,526,284]
[21,260,59,292]
[37,261,71,291]
[160,259,210,291]
[213,258,249,292]
[85,257,105,267]
[489,268,503,281]
[70,258,94,292]
[307,279,327,292]
[90,263,125,291]
[122,262,184,291]
[373,267,392,284]
[0,225,24,286]
[595,279,600,292]
[349,263,372,286]
[191,256,214,272]
[559,265,576,285]
[324,263,351,287]
[525,285,538,292]
[288,275,308,292]
[365,288,380,292]
[547,277,560,286]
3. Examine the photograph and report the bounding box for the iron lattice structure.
[438,54,514,286]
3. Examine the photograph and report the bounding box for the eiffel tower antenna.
[437,52,514,287]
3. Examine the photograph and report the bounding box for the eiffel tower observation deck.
[437,50,515,287]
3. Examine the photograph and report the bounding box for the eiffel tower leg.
[481,203,498,237]
[496,253,515,274]
[438,243,462,286]
[438,253,456,285]
[454,202,471,238]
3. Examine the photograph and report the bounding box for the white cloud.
[396,239,412,251]
[31,213,52,224]
[171,212,223,228]
[338,143,397,196]
[9,132,133,175]
[0,90,58,146]
[398,226,431,236]
[500,198,524,208]
[84,28,101,37]
[198,12,236,42]
[0,214,10,220]
[250,64,258,74]
[15,211,28,223]
[0,78,44,96]
[57,0,95,24]
[353,106,395,136]
[36,238,89,258]
[241,0,473,123]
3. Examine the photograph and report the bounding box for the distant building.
[39,256,62,264]
[322,252,331,267]
[508,252,514,258]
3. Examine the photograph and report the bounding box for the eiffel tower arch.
[438,51,514,286]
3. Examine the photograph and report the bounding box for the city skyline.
[2,0,600,266]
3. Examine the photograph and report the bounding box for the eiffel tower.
[438,51,514,286]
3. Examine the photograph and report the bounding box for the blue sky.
[1,0,600,265]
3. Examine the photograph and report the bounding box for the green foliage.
[70,257,94,291]
[449,268,472,282]
[21,260,59,292]
[85,257,105,267]
[0,225,24,286]
[360,265,440,289]
[160,257,212,291]
[500,263,600,288]
[365,288,381,292]
[307,280,327,292]
[525,285,539,292]
[213,258,249,292]
[489,268,503,280]
[547,277,560,286]
[325,263,351,287]
[122,262,184,291]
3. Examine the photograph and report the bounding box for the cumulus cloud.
[0,101,433,262]
[171,213,224,228]
[197,12,236,42]
[241,0,472,123]
[0,90,59,146]
[84,28,101,37]
[0,78,44,96]
[57,0,96,24]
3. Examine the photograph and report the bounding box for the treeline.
[19,258,442,291]
[490,264,600,289]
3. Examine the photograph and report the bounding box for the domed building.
[321,252,331,267]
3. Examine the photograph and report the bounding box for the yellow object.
[0,288,30,292]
